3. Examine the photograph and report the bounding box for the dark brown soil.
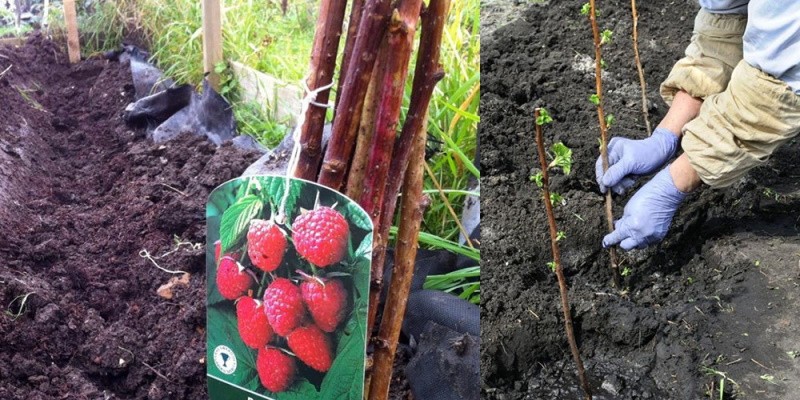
[0,35,260,398]
[482,2,800,399]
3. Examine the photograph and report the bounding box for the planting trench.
[482,1,800,399]
[0,36,263,398]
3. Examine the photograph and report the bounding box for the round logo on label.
[213,345,237,375]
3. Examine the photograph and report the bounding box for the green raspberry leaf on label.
[220,195,263,253]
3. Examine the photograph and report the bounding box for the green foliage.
[580,3,591,16]
[218,195,263,253]
[546,261,557,272]
[605,114,616,128]
[601,59,608,69]
[589,94,600,106]
[548,142,573,175]
[424,267,480,304]
[549,193,564,207]
[536,108,553,125]
[621,267,632,277]
[600,29,613,45]
[530,171,544,188]
[556,231,566,241]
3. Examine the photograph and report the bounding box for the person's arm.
[660,7,747,104]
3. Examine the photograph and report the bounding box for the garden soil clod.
[0,35,260,398]
[482,2,800,399]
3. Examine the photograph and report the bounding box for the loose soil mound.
[0,35,260,398]
[482,2,800,399]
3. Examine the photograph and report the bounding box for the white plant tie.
[279,74,334,223]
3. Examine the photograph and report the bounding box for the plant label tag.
[207,175,373,399]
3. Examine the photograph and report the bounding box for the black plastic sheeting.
[381,237,480,400]
[120,46,237,146]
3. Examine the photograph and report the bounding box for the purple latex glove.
[602,166,687,251]
[595,127,680,195]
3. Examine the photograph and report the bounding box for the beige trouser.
[661,10,800,188]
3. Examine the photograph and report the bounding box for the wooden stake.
[534,108,592,400]
[368,118,429,400]
[631,0,651,132]
[588,0,621,288]
[294,0,348,180]
[63,0,80,64]
[202,0,223,91]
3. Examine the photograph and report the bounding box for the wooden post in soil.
[534,108,592,400]
[588,0,622,288]
[293,0,348,180]
[202,0,223,92]
[63,0,80,64]
[317,0,392,191]
[631,0,651,132]
[368,114,430,400]
[364,0,448,335]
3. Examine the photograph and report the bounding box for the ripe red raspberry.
[247,219,287,272]
[236,297,273,349]
[292,207,349,267]
[300,275,348,333]
[214,240,242,263]
[256,347,296,393]
[287,325,333,372]
[263,278,306,336]
[216,257,254,300]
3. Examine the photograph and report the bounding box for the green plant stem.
[535,108,592,400]
[256,271,269,298]
[588,0,621,288]
[294,0,348,180]
[318,0,392,191]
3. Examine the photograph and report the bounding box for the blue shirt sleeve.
[699,0,749,14]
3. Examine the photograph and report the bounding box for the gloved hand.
[602,166,687,250]
[595,127,680,195]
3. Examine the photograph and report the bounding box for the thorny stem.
[631,0,651,132]
[365,0,448,335]
[318,0,392,191]
[534,108,592,400]
[588,0,622,288]
[294,0,348,180]
[368,125,430,400]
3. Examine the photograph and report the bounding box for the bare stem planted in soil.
[588,0,621,288]
[368,123,430,400]
[631,0,651,132]
[318,0,392,191]
[294,0,348,180]
[364,0,448,335]
[534,108,592,400]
